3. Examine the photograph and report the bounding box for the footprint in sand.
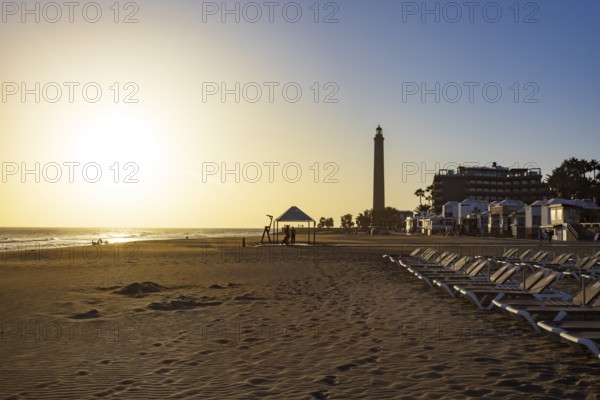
[34,380,59,388]
[93,389,114,397]
[336,363,357,372]
[424,371,444,379]
[319,375,338,386]
[148,296,222,311]
[485,370,502,377]
[473,356,500,364]
[311,390,330,399]
[70,309,101,319]
[464,389,493,397]
[353,356,378,365]
[171,388,202,398]
[336,355,379,373]
[246,377,271,385]
[234,294,267,301]
[154,367,172,374]
[430,364,451,372]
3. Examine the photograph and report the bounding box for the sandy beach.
[1,234,600,399]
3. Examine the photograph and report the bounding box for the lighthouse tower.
[373,125,385,213]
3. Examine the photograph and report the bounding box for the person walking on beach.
[546,229,553,245]
[290,227,296,245]
[538,228,544,246]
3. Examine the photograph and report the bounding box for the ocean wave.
[0,228,263,251]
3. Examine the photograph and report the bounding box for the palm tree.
[590,159,599,181]
[425,185,433,206]
[414,188,425,205]
[425,195,432,207]
[414,204,430,214]
[590,159,600,206]
[547,157,593,199]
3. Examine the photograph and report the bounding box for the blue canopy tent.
[275,206,316,245]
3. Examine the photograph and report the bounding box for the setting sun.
[70,106,163,166]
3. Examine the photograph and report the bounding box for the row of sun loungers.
[389,247,600,359]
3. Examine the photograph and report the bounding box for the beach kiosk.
[275,206,316,245]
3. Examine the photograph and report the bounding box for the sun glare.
[71,106,164,167]
[53,105,176,214]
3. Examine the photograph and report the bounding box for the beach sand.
[1,235,600,399]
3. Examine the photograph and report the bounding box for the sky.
[1,0,599,228]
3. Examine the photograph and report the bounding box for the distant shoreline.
[3,231,599,261]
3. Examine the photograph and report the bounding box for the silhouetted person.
[290,227,296,245]
[282,225,290,245]
[546,229,552,245]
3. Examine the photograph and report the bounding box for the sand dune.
[1,237,599,399]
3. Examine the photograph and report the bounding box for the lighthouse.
[373,125,385,213]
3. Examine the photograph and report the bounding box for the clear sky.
[1,0,599,228]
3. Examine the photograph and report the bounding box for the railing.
[567,223,579,241]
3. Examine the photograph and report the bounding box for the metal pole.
[581,262,585,305]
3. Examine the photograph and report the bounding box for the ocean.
[0,227,263,252]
